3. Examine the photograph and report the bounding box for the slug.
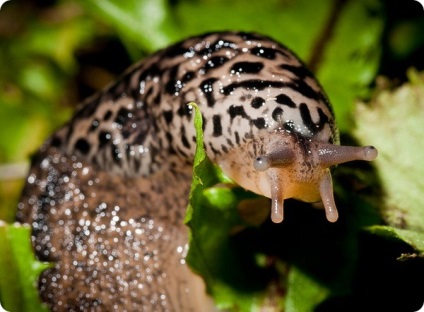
[17,31,377,311]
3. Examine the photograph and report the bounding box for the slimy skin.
[16,31,377,310]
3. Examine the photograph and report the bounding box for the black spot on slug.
[204,56,229,73]
[181,71,195,83]
[221,144,229,154]
[235,131,240,145]
[250,47,288,60]
[317,107,329,131]
[138,63,162,81]
[252,118,266,129]
[164,66,180,95]
[200,78,217,107]
[75,138,90,155]
[103,111,112,121]
[165,131,173,144]
[50,136,62,148]
[251,97,265,109]
[212,115,222,137]
[226,138,234,148]
[163,110,174,124]
[115,108,132,127]
[299,103,322,134]
[283,121,295,132]
[222,80,284,95]
[98,131,111,149]
[230,62,264,74]
[153,93,161,105]
[177,104,193,118]
[228,105,248,119]
[279,64,312,79]
[272,107,284,122]
[275,94,296,108]
[288,79,320,101]
[163,45,191,58]
[110,144,121,164]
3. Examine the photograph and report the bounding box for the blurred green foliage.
[0,0,423,311]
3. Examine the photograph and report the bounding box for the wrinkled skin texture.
[17,140,211,311]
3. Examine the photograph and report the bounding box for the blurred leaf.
[285,266,329,312]
[79,0,179,54]
[19,64,59,100]
[366,225,424,254]
[0,222,53,312]
[24,15,96,72]
[389,18,424,60]
[354,68,424,232]
[316,0,384,131]
[0,1,92,231]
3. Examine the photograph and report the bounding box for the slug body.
[17,31,377,310]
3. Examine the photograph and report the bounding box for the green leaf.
[79,0,179,54]
[0,222,53,312]
[285,266,329,312]
[185,103,270,311]
[366,225,424,255]
[354,69,424,232]
[24,16,96,72]
[316,0,384,131]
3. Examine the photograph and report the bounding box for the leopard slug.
[17,31,377,311]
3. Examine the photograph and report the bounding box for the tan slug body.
[17,31,377,310]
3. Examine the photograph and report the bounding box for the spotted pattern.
[17,31,338,311]
[53,31,336,178]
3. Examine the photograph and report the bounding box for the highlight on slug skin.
[251,131,378,223]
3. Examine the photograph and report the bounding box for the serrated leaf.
[0,222,53,312]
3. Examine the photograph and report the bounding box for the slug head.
[217,130,377,223]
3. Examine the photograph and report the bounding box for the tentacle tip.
[271,212,284,223]
[363,146,378,161]
[325,210,339,223]
[253,156,270,171]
